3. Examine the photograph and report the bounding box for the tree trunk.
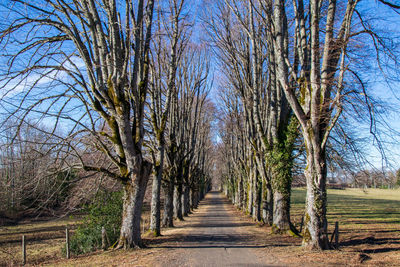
[252,172,261,221]
[173,184,183,220]
[189,188,193,209]
[270,116,298,233]
[117,162,152,248]
[302,146,330,249]
[150,147,164,236]
[237,187,241,206]
[271,157,293,233]
[162,179,174,227]
[182,184,190,216]
[200,181,205,200]
[231,184,236,204]
[239,177,245,210]
[241,178,247,211]
[247,175,253,215]
[262,180,273,225]
[272,191,291,233]
[191,189,199,209]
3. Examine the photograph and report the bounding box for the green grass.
[291,188,400,230]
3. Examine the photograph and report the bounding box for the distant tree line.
[293,169,400,189]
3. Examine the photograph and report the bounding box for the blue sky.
[0,0,399,171]
[198,0,400,171]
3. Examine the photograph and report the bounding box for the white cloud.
[0,56,86,99]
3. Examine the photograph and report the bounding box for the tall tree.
[206,1,298,232]
[0,0,155,248]
[264,0,400,249]
[164,47,210,223]
[148,0,188,237]
[264,0,359,249]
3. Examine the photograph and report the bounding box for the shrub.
[67,190,123,255]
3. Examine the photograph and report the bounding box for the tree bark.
[235,183,240,207]
[189,188,194,209]
[239,177,245,210]
[182,184,190,216]
[162,179,174,227]
[262,179,273,225]
[270,132,297,233]
[191,189,199,209]
[200,184,204,202]
[302,144,330,249]
[150,146,164,236]
[173,184,183,220]
[272,191,291,233]
[117,162,152,248]
[252,170,261,221]
[247,174,253,215]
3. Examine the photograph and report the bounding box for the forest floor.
[1,188,400,266]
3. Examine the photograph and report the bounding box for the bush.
[67,190,123,255]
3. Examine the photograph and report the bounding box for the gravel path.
[154,191,277,267]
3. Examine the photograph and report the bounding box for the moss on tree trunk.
[117,162,152,249]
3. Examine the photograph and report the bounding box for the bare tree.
[162,46,210,224]
[148,0,188,237]
[263,0,400,249]
[205,1,300,233]
[0,121,74,217]
[0,0,155,248]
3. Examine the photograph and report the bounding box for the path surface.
[152,191,275,267]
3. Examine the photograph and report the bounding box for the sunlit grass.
[291,188,400,230]
[0,217,81,265]
[0,211,153,265]
[0,217,79,236]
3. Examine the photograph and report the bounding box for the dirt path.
[150,191,276,267]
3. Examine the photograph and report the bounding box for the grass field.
[289,188,400,265]
[0,210,155,266]
[291,188,400,229]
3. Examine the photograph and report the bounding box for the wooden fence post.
[22,235,26,265]
[66,227,70,259]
